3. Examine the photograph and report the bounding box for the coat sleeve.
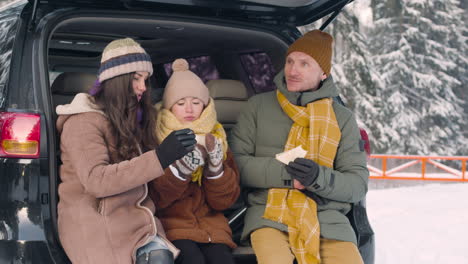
[305,110,369,203]
[229,96,292,189]
[60,113,165,198]
[203,150,240,211]
[148,168,191,210]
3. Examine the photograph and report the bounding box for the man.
[230,30,369,264]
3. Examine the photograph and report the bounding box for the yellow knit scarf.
[155,98,227,185]
[263,90,341,264]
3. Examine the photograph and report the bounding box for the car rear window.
[240,52,277,93]
[0,1,25,108]
[163,55,220,83]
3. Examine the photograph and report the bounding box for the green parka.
[229,71,369,245]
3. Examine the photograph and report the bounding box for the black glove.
[285,158,320,187]
[156,129,196,169]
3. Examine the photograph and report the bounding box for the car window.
[0,1,25,108]
[240,52,277,93]
[163,55,219,84]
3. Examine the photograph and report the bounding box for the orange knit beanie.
[286,30,333,75]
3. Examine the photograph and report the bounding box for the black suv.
[0,0,374,263]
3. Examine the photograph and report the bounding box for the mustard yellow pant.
[251,227,364,264]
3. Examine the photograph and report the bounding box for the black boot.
[148,249,174,264]
[136,252,149,264]
[136,249,174,264]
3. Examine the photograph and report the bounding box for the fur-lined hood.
[56,93,104,133]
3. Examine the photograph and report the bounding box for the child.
[149,59,240,264]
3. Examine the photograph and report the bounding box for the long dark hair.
[93,73,157,160]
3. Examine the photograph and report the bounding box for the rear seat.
[51,72,96,106]
[51,72,97,117]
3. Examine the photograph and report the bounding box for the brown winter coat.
[56,93,179,264]
[149,150,240,248]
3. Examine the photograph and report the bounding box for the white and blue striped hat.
[98,38,153,82]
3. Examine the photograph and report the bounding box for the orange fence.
[368,155,468,182]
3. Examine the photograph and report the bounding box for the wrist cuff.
[206,163,223,177]
[169,165,187,181]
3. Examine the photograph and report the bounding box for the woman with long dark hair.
[56,38,195,264]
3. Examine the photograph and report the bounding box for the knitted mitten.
[205,133,224,176]
[173,145,206,179]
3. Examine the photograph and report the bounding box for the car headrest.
[206,79,248,100]
[206,79,249,127]
[51,72,97,95]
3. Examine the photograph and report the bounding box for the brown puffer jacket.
[56,93,179,264]
[149,150,240,248]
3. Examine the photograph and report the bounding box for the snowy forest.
[0,0,16,8]
[302,0,467,156]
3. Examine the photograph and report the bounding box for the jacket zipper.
[132,183,157,261]
[131,145,156,261]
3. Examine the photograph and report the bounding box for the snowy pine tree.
[368,0,467,155]
[302,0,467,156]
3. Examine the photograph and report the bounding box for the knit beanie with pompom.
[162,58,210,109]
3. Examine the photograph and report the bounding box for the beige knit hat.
[98,38,153,82]
[287,29,333,76]
[162,59,210,109]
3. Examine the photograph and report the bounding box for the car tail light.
[0,112,40,158]
[359,128,371,159]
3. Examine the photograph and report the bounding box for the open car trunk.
[18,0,372,262]
[45,10,297,264]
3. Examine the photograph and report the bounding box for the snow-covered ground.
[367,182,468,264]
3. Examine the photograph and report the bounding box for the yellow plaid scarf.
[263,90,341,264]
[155,98,227,185]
